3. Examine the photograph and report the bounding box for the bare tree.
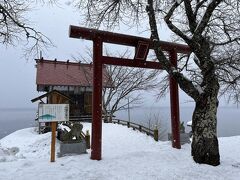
[0,0,54,57]
[71,0,240,166]
[102,62,160,122]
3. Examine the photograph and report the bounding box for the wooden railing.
[111,119,159,141]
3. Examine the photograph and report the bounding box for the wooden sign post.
[38,104,69,162]
[50,122,57,162]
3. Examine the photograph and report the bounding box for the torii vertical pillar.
[91,37,103,160]
[169,50,181,149]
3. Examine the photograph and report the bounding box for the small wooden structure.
[31,90,71,104]
[34,59,112,120]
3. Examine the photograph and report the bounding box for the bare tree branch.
[0,0,54,58]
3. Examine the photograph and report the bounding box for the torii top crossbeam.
[70,25,190,53]
[69,25,190,71]
[69,25,190,160]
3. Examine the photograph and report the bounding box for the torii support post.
[169,50,181,149]
[91,37,103,160]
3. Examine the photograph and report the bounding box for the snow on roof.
[0,123,240,179]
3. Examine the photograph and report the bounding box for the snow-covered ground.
[0,123,240,180]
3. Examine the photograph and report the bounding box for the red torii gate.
[69,25,191,160]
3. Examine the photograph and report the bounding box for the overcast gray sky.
[1,1,231,109]
[0,2,83,108]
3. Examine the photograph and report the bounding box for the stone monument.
[57,122,87,157]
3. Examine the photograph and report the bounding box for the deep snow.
[0,123,240,180]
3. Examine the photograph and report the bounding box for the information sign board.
[38,104,69,122]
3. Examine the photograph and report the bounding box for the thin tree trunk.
[191,80,220,166]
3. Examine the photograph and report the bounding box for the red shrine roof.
[36,59,112,88]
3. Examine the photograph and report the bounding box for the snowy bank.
[0,123,240,180]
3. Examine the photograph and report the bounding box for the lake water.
[0,108,36,139]
[115,106,240,140]
[0,107,239,140]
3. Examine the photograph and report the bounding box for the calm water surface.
[116,106,240,140]
[0,108,36,139]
